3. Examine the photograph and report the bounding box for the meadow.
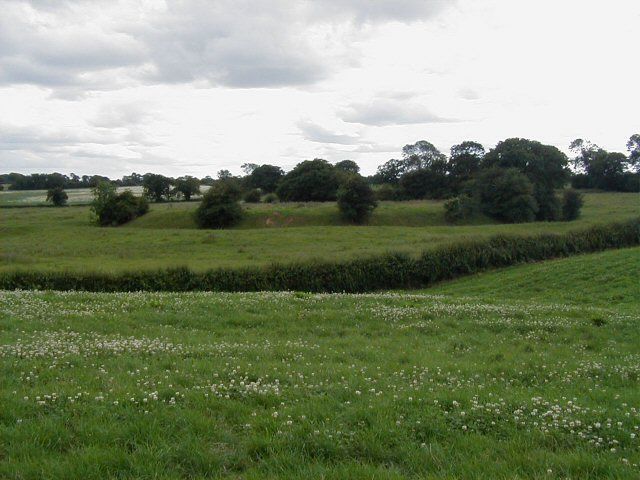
[1,192,637,273]
[1,248,639,479]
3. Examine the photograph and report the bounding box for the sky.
[1,0,638,177]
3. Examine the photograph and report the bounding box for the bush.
[195,181,244,229]
[561,189,584,221]
[443,195,479,223]
[46,187,68,206]
[93,190,149,226]
[337,175,377,224]
[263,193,278,203]
[475,168,539,223]
[1,219,637,292]
[243,188,261,203]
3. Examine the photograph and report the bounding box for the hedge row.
[2,218,638,293]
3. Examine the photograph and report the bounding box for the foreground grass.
[1,249,639,479]
[1,192,637,273]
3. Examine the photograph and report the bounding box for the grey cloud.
[0,0,450,95]
[297,120,361,145]
[341,99,453,126]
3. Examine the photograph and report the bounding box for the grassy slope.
[428,247,640,310]
[1,192,637,273]
[1,249,639,478]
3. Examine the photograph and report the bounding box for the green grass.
[1,248,639,478]
[1,192,638,273]
[428,247,640,310]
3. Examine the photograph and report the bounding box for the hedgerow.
[1,218,637,292]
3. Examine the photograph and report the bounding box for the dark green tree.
[247,164,284,193]
[174,176,201,201]
[195,181,244,229]
[337,175,377,224]
[448,141,484,193]
[482,138,569,220]
[142,173,172,202]
[335,160,360,175]
[276,159,339,201]
[474,167,539,223]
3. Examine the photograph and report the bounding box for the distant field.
[1,248,638,478]
[0,186,146,206]
[0,192,637,273]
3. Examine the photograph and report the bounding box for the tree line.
[5,134,638,226]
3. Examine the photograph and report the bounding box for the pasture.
[1,192,637,273]
[1,248,639,478]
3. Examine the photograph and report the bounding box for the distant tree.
[195,181,244,229]
[276,159,339,202]
[217,169,234,180]
[142,173,172,202]
[561,189,584,221]
[337,175,377,224]
[46,187,68,206]
[174,176,201,201]
[482,138,568,221]
[248,164,284,193]
[373,159,405,184]
[569,139,634,191]
[335,160,360,175]
[401,140,447,170]
[448,141,484,193]
[627,134,640,172]
[474,167,539,223]
[241,163,259,175]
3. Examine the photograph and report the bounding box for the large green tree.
[247,164,284,193]
[482,138,569,220]
[276,159,339,202]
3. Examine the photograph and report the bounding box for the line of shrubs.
[2,218,637,293]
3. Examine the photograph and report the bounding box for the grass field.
[1,192,637,273]
[1,248,639,479]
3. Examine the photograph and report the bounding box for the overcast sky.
[1,0,638,177]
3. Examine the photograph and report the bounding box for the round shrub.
[243,188,261,203]
[46,187,68,206]
[561,189,584,221]
[337,175,378,224]
[195,181,244,229]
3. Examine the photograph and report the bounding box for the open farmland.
[1,192,637,274]
[1,248,639,479]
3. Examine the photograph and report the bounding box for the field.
[0,187,147,206]
[1,192,637,273]
[1,248,639,479]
